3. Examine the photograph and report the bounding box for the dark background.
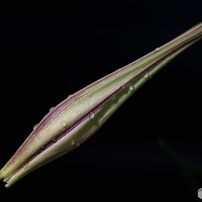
[0,0,202,201]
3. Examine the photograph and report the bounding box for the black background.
[0,0,202,201]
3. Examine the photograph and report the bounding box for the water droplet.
[62,121,66,126]
[49,107,55,112]
[155,47,160,52]
[90,112,95,119]
[129,85,133,91]
[144,72,149,79]
[80,98,84,104]
[33,124,38,130]
[61,121,67,130]
[67,94,73,99]
[71,140,75,145]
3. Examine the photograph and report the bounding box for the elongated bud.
[0,22,202,187]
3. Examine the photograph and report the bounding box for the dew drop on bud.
[61,121,67,130]
[67,94,73,99]
[90,112,95,119]
[49,107,55,112]
[144,72,149,79]
[155,47,161,52]
[129,85,133,91]
[33,124,38,130]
